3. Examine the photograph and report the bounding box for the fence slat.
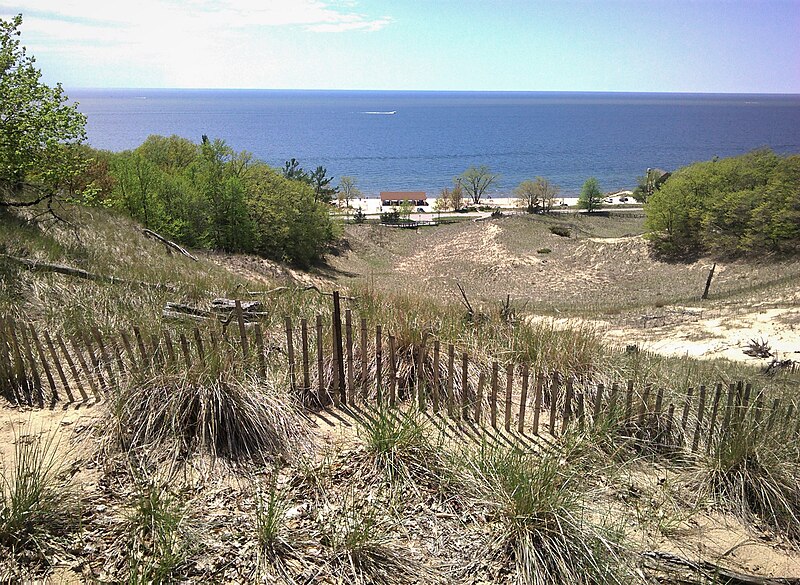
[721,383,736,433]
[532,372,543,435]
[332,292,345,405]
[446,345,455,418]
[766,398,781,431]
[549,373,560,436]
[624,381,634,424]
[706,384,723,452]
[691,385,707,452]
[254,323,266,378]
[9,324,31,405]
[680,387,694,432]
[592,383,604,425]
[285,316,296,393]
[360,318,368,401]
[19,326,43,407]
[577,392,585,429]
[120,331,138,371]
[607,382,619,422]
[301,319,311,392]
[431,340,441,413]
[388,335,397,409]
[462,353,470,419]
[193,328,205,362]
[179,333,192,369]
[504,364,514,432]
[489,361,499,428]
[92,327,116,389]
[417,335,428,412]
[475,371,485,424]
[57,334,88,402]
[70,335,99,401]
[563,377,574,429]
[44,331,74,403]
[82,332,106,394]
[638,384,651,427]
[30,326,57,404]
[133,326,148,366]
[375,325,383,405]
[345,310,355,405]
[235,300,249,359]
[317,316,325,405]
[163,330,176,365]
[518,364,529,434]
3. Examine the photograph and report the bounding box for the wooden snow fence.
[283,294,800,452]
[2,292,798,456]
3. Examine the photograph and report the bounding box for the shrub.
[537,248,551,254]
[549,225,571,237]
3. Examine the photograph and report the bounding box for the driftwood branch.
[702,262,716,300]
[243,284,356,300]
[142,229,199,262]
[456,282,474,318]
[3,254,175,291]
[642,550,800,585]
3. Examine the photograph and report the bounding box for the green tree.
[515,177,560,214]
[308,165,337,203]
[578,178,603,213]
[632,168,670,203]
[0,14,87,206]
[456,165,498,205]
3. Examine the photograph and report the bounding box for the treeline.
[644,149,800,257]
[74,135,339,267]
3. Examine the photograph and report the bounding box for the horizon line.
[65,87,800,96]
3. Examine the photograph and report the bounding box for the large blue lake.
[70,89,800,196]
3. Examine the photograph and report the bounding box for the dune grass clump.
[110,363,309,464]
[316,491,429,585]
[693,415,800,541]
[126,475,192,583]
[0,429,80,565]
[461,440,628,585]
[359,406,450,489]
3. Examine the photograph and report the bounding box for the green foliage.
[0,14,87,204]
[578,177,603,212]
[549,225,571,237]
[353,207,366,223]
[380,209,400,224]
[103,135,338,266]
[632,168,670,203]
[456,165,499,205]
[645,149,800,257]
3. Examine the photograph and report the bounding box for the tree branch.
[142,229,199,262]
[3,254,175,291]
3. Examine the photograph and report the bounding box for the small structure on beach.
[380,191,427,207]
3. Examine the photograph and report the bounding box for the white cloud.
[3,0,391,33]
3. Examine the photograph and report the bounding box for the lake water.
[70,89,800,196]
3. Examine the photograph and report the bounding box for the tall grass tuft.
[316,490,428,584]
[126,474,191,583]
[359,406,449,489]
[692,412,800,541]
[110,365,310,464]
[0,428,80,563]
[460,439,628,585]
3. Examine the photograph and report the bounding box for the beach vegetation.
[456,165,499,205]
[515,176,560,213]
[338,175,361,208]
[632,168,670,203]
[578,177,603,213]
[645,149,800,258]
[0,14,87,209]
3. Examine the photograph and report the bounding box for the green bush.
[549,225,571,237]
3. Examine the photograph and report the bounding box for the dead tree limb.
[142,229,198,262]
[3,254,175,291]
[456,282,475,320]
[701,262,716,300]
[642,550,800,585]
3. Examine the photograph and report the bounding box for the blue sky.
[2,0,798,92]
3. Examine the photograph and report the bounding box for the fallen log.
[142,229,199,262]
[3,254,175,291]
[243,284,357,300]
